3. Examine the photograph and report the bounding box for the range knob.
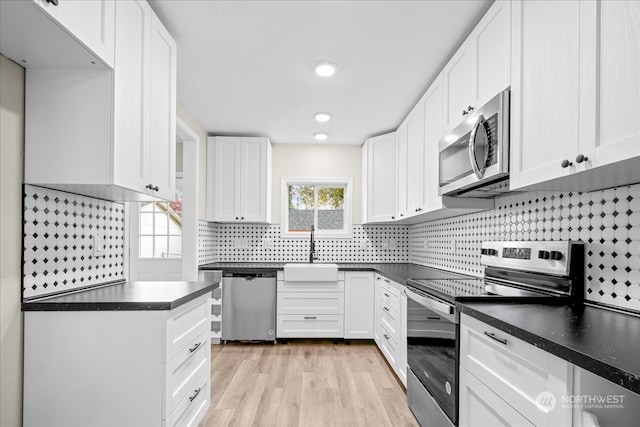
[481,248,498,256]
[550,251,563,261]
[538,250,551,260]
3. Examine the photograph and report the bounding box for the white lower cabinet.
[277,315,345,338]
[23,294,211,427]
[374,274,408,386]
[276,271,346,338]
[459,370,534,427]
[459,313,572,427]
[344,271,375,339]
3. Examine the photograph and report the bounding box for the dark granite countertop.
[198,262,474,285]
[22,281,219,311]
[458,302,640,394]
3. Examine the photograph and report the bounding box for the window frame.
[280,177,353,239]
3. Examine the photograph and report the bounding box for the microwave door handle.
[405,288,454,316]
[468,114,487,179]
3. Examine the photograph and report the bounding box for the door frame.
[124,117,200,281]
[177,116,200,281]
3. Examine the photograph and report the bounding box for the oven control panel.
[480,241,574,276]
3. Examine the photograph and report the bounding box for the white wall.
[271,143,362,223]
[0,54,25,427]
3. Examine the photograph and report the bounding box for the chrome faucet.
[309,225,317,263]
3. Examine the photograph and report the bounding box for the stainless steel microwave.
[438,89,510,197]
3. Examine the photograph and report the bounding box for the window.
[281,178,352,238]
[139,196,182,258]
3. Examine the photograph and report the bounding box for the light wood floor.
[199,340,419,427]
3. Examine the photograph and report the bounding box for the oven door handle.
[405,287,454,316]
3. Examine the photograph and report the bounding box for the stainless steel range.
[405,240,585,427]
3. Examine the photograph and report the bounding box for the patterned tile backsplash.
[197,183,640,312]
[22,185,125,299]
[410,183,640,312]
[199,224,409,263]
[197,220,219,265]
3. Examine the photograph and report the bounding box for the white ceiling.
[149,0,492,145]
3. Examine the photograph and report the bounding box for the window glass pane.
[140,213,154,235]
[140,236,153,258]
[318,187,344,230]
[154,212,168,235]
[169,236,182,258]
[288,185,314,232]
[168,214,182,235]
[154,236,168,258]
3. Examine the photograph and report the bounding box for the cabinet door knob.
[561,159,572,168]
[400,213,404,217]
[467,105,474,112]
[462,110,468,116]
[235,217,239,220]
[146,184,153,190]
[391,216,395,220]
[46,0,59,5]
[153,186,159,192]
[575,154,589,164]
[241,216,244,220]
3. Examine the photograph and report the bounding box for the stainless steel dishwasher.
[221,271,276,343]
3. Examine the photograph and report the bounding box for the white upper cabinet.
[148,11,178,201]
[443,0,511,133]
[54,0,116,67]
[510,0,640,192]
[421,74,445,210]
[363,132,398,223]
[406,103,425,216]
[509,0,581,190]
[207,136,272,223]
[0,0,115,68]
[396,124,408,220]
[24,0,177,201]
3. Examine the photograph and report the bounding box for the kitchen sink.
[283,263,339,282]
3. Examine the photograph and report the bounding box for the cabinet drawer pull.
[384,292,390,297]
[383,306,390,312]
[304,316,317,320]
[383,333,390,340]
[188,342,201,353]
[188,387,202,402]
[384,279,390,283]
[484,330,508,345]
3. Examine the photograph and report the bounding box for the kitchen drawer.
[380,304,399,341]
[377,277,400,307]
[164,369,210,427]
[378,322,398,366]
[166,295,210,361]
[165,330,210,415]
[277,314,344,338]
[460,314,572,426]
[459,367,534,427]
[277,278,344,293]
[277,292,344,315]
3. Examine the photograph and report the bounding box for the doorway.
[127,118,200,281]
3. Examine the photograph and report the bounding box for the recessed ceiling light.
[314,112,331,122]
[313,60,337,77]
[314,132,328,141]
